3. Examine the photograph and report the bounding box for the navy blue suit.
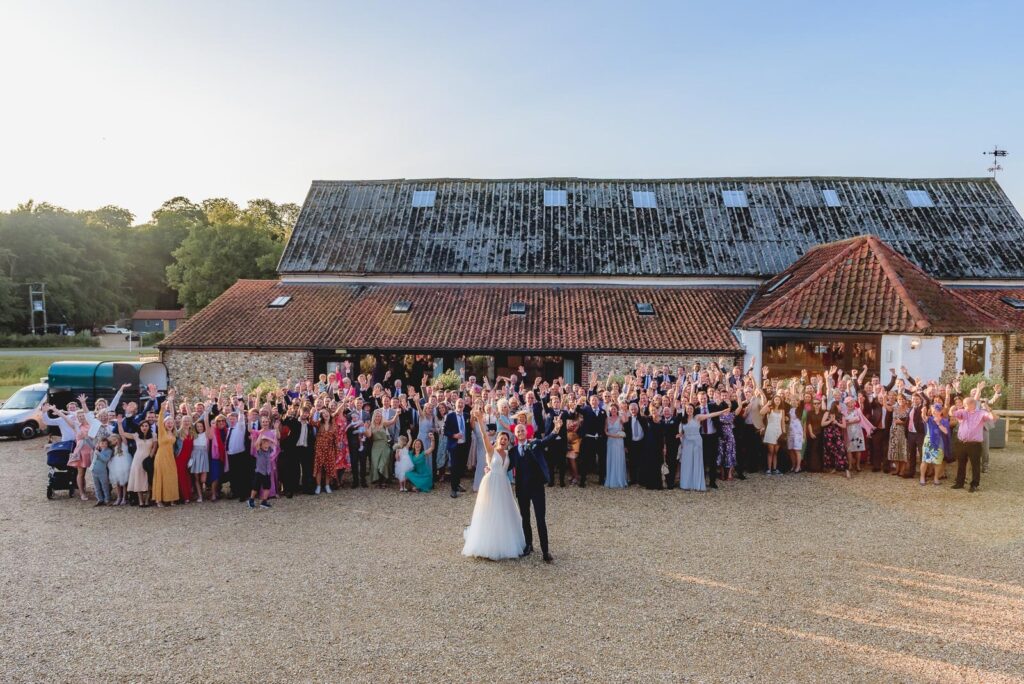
[509,432,557,555]
[444,410,471,493]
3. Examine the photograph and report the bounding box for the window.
[635,302,655,315]
[962,337,986,375]
[765,273,792,294]
[411,190,436,208]
[631,190,657,209]
[822,189,841,207]
[509,302,527,314]
[543,189,567,207]
[722,190,748,208]
[905,190,934,208]
[393,300,412,313]
[268,296,291,308]
[1000,296,1024,310]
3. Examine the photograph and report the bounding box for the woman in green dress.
[406,435,435,492]
[369,409,399,488]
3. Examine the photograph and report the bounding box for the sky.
[1,0,1022,222]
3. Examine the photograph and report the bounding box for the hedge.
[0,332,100,348]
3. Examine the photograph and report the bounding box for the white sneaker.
[765,469,772,475]
[314,486,321,494]
[325,485,332,493]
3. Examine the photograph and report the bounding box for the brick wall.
[161,349,313,395]
[581,353,743,382]
[1008,333,1024,410]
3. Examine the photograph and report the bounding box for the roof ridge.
[309,176,998,185]
[865,236,931,331]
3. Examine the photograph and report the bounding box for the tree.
[164,198,297,312]
[119,197,203,310]
[0,202,130,329]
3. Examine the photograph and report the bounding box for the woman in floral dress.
[888,396,909,477]
[717,409,737,481]
[821,404,849,478]
[920,405,948,486]
[333,407,350,487]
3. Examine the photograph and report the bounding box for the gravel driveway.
[1,438,1022,683]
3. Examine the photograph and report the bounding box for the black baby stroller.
[46,440,77,499]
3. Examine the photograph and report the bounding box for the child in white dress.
[393,435,414,492]
[107,434,133,505]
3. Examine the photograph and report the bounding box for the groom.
[509,418,561,563]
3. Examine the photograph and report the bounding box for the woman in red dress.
[333,403,351,487]
[175,414,195,503]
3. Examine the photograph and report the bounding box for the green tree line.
[0,197,299,332]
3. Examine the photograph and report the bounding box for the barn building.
[159,176,1024,408]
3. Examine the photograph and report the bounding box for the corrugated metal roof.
[278,177,1024,279]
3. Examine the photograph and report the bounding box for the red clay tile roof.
[132,309,186,320]
[953,288,1024,330]
[741,235,1008,334]
[159,281,753,353]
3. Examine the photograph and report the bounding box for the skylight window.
[905,190,934,208]
[268,296,291,308]
[509,302,527,314]
[822,189,841,207]
[393,300,412,313]
[631,191,657,209]
[543,189,567,207]
[635,302,655,315]
[722,190,748,208]
[1000,296,1024,310]
[765,274,792,294]
[411,190,436,208]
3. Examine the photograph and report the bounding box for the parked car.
[101,325,130,335]
[0,382,48,439]
[125,332,141,342]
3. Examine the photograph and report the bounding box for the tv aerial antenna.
[983,145,1007,178]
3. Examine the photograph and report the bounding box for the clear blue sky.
[2,0,1022,221]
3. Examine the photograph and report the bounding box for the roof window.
[635,302,655,315]
[905,190,934,208]
[631,191,657,209]
[393,300,412,313]
[509,302,527,314]
[543,189,567,207]
[411,190,436,208]
[268,296,291,308]
[765,274,792,294]
[821,189,841,207]
[722,190,748,208]
[1000,296,1024,310]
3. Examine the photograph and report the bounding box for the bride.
[462,408,526,560]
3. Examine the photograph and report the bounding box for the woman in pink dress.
[66,412,94,501]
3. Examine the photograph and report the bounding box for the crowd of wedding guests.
[40,357,1003,509]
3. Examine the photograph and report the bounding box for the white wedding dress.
[462,450,526,560]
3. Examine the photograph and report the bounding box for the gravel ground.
[1,439,1022,683]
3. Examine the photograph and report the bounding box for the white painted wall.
[737,329,762,379]
[881,335,944,381]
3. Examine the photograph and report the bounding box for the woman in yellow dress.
[152,388,180,507]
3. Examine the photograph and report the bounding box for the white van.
[0,382,48,439]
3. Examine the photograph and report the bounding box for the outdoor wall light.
[910,338,921,350]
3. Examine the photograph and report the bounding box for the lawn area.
[0,350,156,399]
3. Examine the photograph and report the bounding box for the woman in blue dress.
[406,435,434,492]
[679,403,730,491]
[604,404,628,488]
